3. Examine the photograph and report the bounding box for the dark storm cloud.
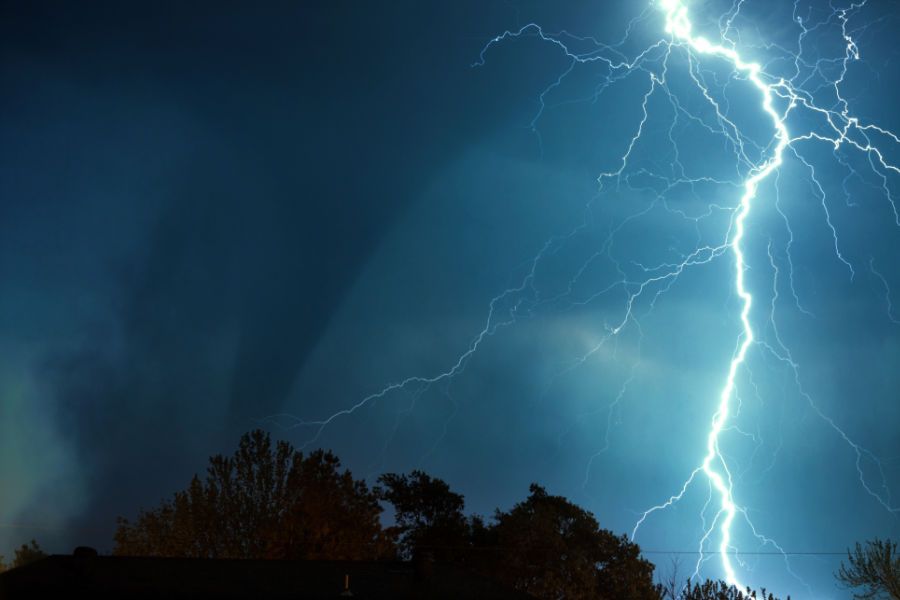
[1,0,594,550]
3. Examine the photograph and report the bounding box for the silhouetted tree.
[113,436,787,600]
[114,430,393,560]
[11,540,46,568]
[376,470,470,560]
[376,475,660,599]
[665,579,786,600]
[657,560,787,600]
[268,448,394,560]
[482,484,658,600]
[837,538,900,599]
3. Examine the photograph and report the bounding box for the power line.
[642,551,847,556]
[416,544,851,556]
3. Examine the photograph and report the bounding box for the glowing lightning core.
[660,0,791,589]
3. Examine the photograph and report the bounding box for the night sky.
[2,1,899,598]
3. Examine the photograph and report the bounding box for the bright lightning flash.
[656,0,791,589]
[634,0,899,589]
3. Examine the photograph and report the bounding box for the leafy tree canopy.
[377,475,659,600]
[114,429,393,560]
[12,540,47,569]
[485,483,658,600]
[665,579,787,600]
[376,470,470,560]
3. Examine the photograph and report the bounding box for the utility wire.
[642,550,847,556]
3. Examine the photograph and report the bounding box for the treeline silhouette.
[113,430,787,600]
[0,540,47,573]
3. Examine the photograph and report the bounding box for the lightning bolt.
[263,0,900,594]
[642,0,792,588]
[635,0,899,590]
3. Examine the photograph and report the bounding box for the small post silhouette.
[340,573,353,597]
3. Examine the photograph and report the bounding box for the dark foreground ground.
[0,550,532,599]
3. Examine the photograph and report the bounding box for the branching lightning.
[264,0,900,594]
[631,0,793,588]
